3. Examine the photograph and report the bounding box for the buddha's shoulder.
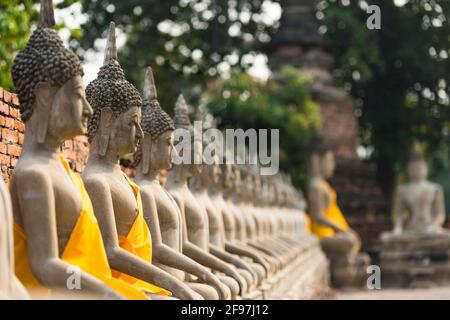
[308,178,327,192]
[12,160,52,181]
[81,172,110,190]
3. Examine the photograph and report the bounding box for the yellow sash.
[111,173,171,296]
[310,183,350,238]
[13,155,148,300]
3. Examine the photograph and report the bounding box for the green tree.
[203,66,321,188]
[61,0,280,110]
[0,0,39,91]
[320,0,450,196]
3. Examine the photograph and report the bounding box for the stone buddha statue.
[251,172,300,265]
[229,165,281,273]
[190,151,259,293]
[307,137,369,288]
[133,67,229,300]
[211,162,270,282]
[219,164,273,275]
[82,22,202,300]
[236,166,289,269]
[10,1,133,300]
[166,95,248,299]
[380,145,450,288]
[0,178,29,299]
[386,148,446,238]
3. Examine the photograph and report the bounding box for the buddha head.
[407,146,428,182]
[220,163,235,196]
[134,67,175,174]
[309,136,335,179]
[12,0,92,144]
[86,22,143,157]
[231,164,242,197]
[173,95,203,177]
[240,165,254,201]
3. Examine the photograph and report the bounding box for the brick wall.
[0,87,89,180]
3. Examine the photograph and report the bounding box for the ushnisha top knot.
[173,94,192,130]
[11,0,83,122]
[133,67,175,167]
[141,67,174,139]
[86,22,141,142]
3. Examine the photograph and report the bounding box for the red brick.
[0,88,3,100]
[2,129,17,144]
[0,102,9,115]
[18,133,24,145]
[3,91,11,104]
[14,120,24,133]
[11,157,18,168]
[1,155,10,167]
[9,107,20,118]
[11,94,19,106]
[0,116,5,127]
[7,144,21,157]
[5,117,14,129]
[0,142,6,154]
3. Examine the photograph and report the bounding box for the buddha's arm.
[171,195,247,295]
[15,171,123,299]
[209,244,258,282]
[392,188,405,233]
[142,192,228,299]
[84,178,201,300]
[309,184,346,233]
[432,186,446,228]
[224,241,270,273]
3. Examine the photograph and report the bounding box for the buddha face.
[221,164,235,193]
[186,138,203,176]
[408,159,428,182]
[321,151,335,178]
[43,75,93,141]
[233,166,242,195]
[151,130,174,171]
[111,107,143,156]
[202,156,221,187]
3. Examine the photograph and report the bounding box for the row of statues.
[4,0,447,299]
[1,1,327,299]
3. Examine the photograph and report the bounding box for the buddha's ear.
[142,135,152,175]
[99,107,114,156]
[34,82,58,144]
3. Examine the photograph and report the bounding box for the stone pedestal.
[380,233,450,288]
[322,246,370,289]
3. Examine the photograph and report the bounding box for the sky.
[53,1,282,84]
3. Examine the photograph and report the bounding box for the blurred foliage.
[203,66,321,187]
[320,0,450,197]
[61,0,280,110]
[0,0,39,91]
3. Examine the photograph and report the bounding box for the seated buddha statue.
[380,145,450,288]
[384,148,447,240]
[211,162,269,284]
[236,166,290,268]
[133,67,229,300]
[0,178,29,299]
[190,152,259,292]
[166,95,248,299]
[229,166,282,273]
[82,22,201,300]
[307,137,369,288]
[9,1,148,299]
